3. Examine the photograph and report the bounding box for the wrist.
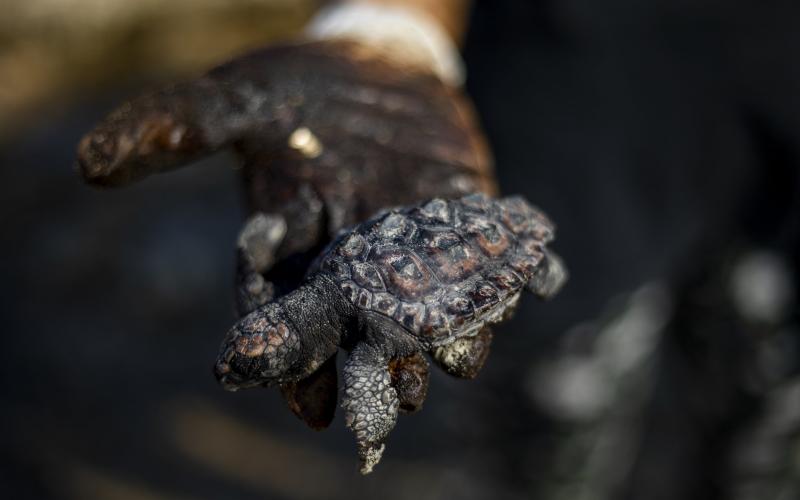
[305,2,465,86]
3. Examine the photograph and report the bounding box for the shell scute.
[339,233,368,258]
[356,288,372,309]
[461,214,513,258]
[371,292,399,317]
[420,304,450,340]
[485,267,524,294]
[351,261,385,291]
[519,237,546,260]
[509,254,538,277]
[375,212,416,242]
[468,281,501,315]
[395,302,425,331]
[413,198,451,224]
[442,294,474,329]
[498,196,554,242]
[418,229,481,283]
[460,192,492,212]
[374,247,434,300]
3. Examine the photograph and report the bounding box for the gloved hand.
[77,5,495,433]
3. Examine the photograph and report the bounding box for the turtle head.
[214,303,302,390]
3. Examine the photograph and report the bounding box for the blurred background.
[2,0,799,499]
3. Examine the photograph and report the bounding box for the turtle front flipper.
[342,342,399,474]
[281,354,338,430]
[235,213,287,318]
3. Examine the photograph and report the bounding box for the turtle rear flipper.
[527,250,568,300]
[342,343,399,475]
[432,327,493,379]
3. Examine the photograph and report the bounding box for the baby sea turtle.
[214,193,567,473]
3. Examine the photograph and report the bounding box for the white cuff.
[305,3,465,87]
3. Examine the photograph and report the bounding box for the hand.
[77,36,496,430]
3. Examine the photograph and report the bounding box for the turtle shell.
[313,193,556,346]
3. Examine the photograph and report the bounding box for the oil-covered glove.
[77,4,495,434]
